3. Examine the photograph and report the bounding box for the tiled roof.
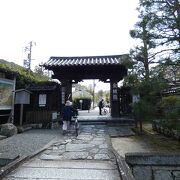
[44,55,126,67]
[27,85,57,91]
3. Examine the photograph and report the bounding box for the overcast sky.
[0,0,139,70]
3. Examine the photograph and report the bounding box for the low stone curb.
[125,152,180,180]
[125,152,180,166]
[0,138,57,179]
[112,149,135,180]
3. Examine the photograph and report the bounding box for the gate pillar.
[61,80,72,105]
[110,81,120,117]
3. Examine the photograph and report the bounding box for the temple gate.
[43,55,128,117]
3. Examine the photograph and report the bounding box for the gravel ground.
[111,133,180,157]
[0,129,63,159]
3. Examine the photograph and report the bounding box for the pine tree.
[139,0,180,60]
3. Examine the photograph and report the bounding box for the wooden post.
[9,76,16,123]
[20,104,24,126]
[61,80,72,102]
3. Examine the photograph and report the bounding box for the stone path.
[2,125,131,180]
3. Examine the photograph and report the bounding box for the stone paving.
[2,125,132,180]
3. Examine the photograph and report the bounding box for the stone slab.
[6,167,121,179]
[77,135,93,141]
[40,154,63,160]
[108,126,135,137]
[94,154,110,160]
[154,170,173,180]
[133,166,152,180]
[93,137,106,141]
[90,148,99,153]
[63,152,89,159]
[99,144,109,148]
[0,135,7,140]
[66,143,95,151]
[90,141,104,145]
[23,159,117,170]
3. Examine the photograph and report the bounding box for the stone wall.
[152,120,180,140]
[125,153,180,180]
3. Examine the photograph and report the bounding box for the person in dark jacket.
[62,100,77,135]
[98,99,104,115]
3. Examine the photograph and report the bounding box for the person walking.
[62,100,77,135]
[98,99,104,115]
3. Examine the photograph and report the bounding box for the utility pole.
[24,41,36,71]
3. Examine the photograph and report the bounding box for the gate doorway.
[72,79,110,117]
[43,55,129,118]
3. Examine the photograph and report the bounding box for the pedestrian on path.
[62,100,77,135]
[98,99,104,115]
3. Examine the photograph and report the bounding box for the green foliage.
[133,100,156,121]
[139,0,180,59]
[158,96,180,130]
[0,59,49,89]
[72,98,91,110]
[159,118,180,131]
[130,76,168,122]
[104,91,110,104]
[129,0,180,132]
[159,96,180,119]
[160,96,177,109]
[120,54,134,69]
[97,90,104,98]
[130,0,180,83]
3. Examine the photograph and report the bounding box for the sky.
[0,0,139,69]
[0,0,139,91]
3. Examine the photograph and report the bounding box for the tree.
[127,0,180,133]
[139,0,180,60]
[104,90,110,104]
[34,65,44,75]
[130,10,157,80]
[130,0,180,81]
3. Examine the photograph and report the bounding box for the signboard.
[61,87,65,104]
[39,94,47,107]
[15,89,31,104]
[0,78,15,110]
[133,95,140,103]
[112,83,118,101]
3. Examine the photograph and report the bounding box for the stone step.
[5,160,120,180]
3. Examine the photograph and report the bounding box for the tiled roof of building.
[26,83,58,91]
[27,85,57,91]
[44,55,127,67]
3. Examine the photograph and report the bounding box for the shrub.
[159,96,180,120]
[158,96,180,130]
[133,99,156,121]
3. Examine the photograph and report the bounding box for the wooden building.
[20,82,61,126]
